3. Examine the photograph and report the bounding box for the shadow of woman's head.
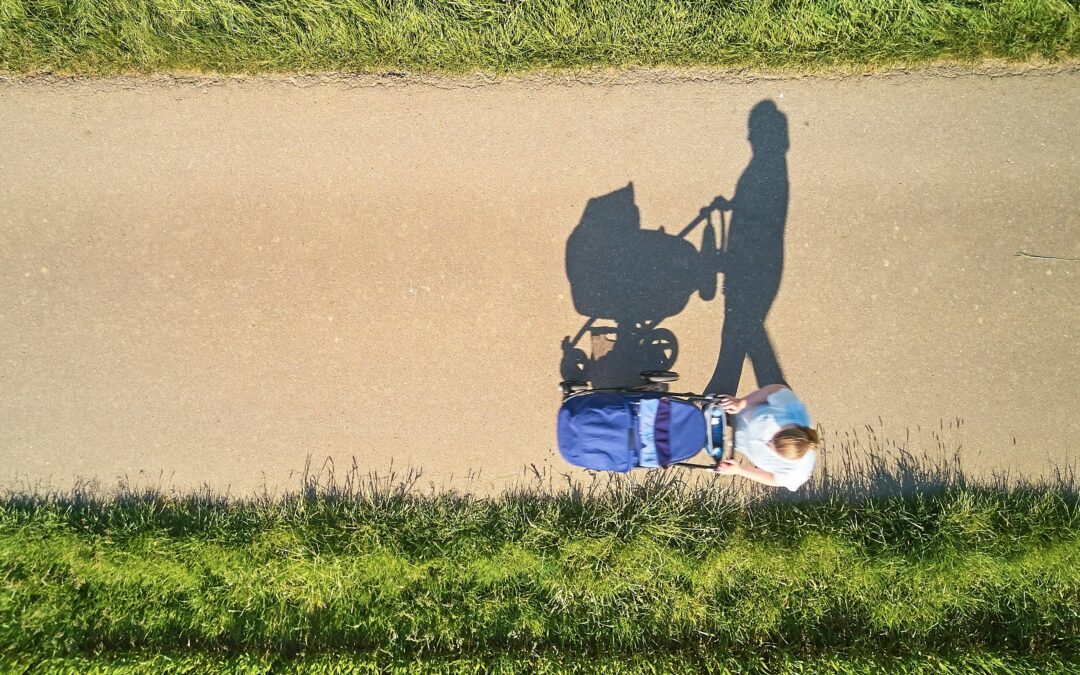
[748,100,789,155]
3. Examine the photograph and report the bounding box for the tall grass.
[1,456,1078,671]
[6,652,1079,674]
[0,0,1078,75]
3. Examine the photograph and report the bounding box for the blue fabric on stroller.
[557,392,708,472]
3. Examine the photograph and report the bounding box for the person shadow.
[704,100,789,395]
[559,99,789,395]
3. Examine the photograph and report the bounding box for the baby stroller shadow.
[559,182,727,388]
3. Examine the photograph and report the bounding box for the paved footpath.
[2,71,1078,495]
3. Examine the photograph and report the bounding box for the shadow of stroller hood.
[567,188,707,321]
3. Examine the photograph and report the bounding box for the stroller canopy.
[557,393,707,472]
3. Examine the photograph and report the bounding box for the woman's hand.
[710,196,731,211]
[714,460,740,475]
[718,395,745,414]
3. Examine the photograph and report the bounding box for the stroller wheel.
[641,370,678,384]
[560,381,589,395]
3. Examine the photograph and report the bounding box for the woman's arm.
[715,460,781,487]
[742,384,786,408]
[718,383,787,413]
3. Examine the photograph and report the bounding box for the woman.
[714,384,818,491]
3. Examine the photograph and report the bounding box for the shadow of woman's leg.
[746,316,785,386]
[704,275,784,395]
[704,303,748,395]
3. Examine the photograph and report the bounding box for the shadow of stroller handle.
[679,198,729,240]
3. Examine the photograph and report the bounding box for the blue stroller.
[558,372,728,472]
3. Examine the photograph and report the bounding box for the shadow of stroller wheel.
[643,328,678,370]
[559,345,588,382]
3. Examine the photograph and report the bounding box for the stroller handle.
[703,399,727,461]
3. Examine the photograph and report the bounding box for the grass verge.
[5,651,1079,674]
[1,469,1078,671]
[0,0,1078,76]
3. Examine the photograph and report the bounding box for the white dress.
[734,388,815,491]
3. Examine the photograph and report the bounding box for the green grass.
[0,0,1078,75]
[5,651,1079,674]
[1,469,1078,672]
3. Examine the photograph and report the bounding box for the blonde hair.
[772,427,820,460]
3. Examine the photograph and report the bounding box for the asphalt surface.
[2,71,1078,495]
